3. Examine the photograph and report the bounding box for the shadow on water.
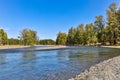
[0,46,47,54]
[22,51,36,59]
[0,46,120,80]
[0,55,6,66]
[0,55,6,61]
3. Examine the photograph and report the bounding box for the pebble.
[69,56,120,80]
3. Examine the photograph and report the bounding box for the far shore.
[0,45,67,50]
[0,45,30,49]
[0,45,120,50]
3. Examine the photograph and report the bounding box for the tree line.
[56,2,120,46]
[0,2,120,46]
[0,28,55,46]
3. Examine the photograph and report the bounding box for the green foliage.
[106,2,119,45]
[59,2,120,46]
[0,29,8,45]
[74,24,85,45]
[94,15,105,44]
[117,8,120,42]
[56,32,67,45]
[85,23,98,45]
[39,39,55,45]
[67,27,76,45]
[20,29,38,46]
[8,38,20,45]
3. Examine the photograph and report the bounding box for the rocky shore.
[69,55,120,80]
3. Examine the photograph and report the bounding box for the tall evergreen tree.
[56,32,67,45]
[94,15,105,44]
[0,29,8,45]
[116,8,120,43]
[67,27,76,45]
[106,3,119,45]
[74,24,84,45]
[85,23,98,45]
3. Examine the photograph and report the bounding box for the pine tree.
[67,27,76,45]
[56,32,67,45]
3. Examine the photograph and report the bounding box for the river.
[0,46,120,80]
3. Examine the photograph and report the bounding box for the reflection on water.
[0,46,120,80]
[22,52,36,59]
[0,55,6,66]
[0,55,5,61]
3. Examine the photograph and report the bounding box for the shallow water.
[0,46,120,80]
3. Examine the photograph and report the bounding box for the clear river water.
[0,46,120,80]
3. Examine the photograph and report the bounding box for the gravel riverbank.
[69,55,120,80]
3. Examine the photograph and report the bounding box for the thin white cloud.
[0,26,10,31]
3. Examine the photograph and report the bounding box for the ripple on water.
[0,46,120,80]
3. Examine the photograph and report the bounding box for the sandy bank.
[69,55,120,80]
[101,46,120,49]
[0,45,67,50]
[0,45,30,49]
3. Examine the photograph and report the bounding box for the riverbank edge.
[0,45,67,50]
[0,45,120,49]
[101,46,120,49]
[0,45,30,49]
[69,55,120,80]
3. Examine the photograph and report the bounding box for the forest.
[0,2,120,46]
[56,2,120,46]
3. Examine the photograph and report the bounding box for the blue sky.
[0,0,119,40]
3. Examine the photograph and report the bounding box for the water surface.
[0,46,120,80]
